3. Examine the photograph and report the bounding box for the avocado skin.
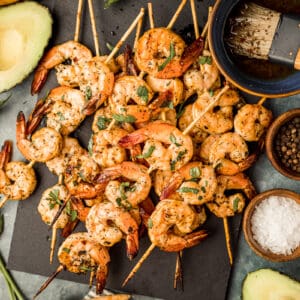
[242,268,300,300]
[0,1,52,93]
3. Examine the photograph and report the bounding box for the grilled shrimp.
[148,199,208,252]
[119,121,193,172]
[135,28,204,79]
[89,128,128,168]
[96,162,151,207]
[206,173,256,218]
[58,232,110,294]
[16,112,63,162]
[153,169,175,198]
[31,41,92,94]
[146,75,184,106]
[183,50,220,97]
[46,136,86,177]
[192,89,240,135]
[199,135,221,164]
[0,141,36,201]
[28,87,86,136]
[86,201,139,260]
[234,104,273,141]
[208,132,258,175]
[37,184,70,227]
[160,162,217,205]
[64,153,103,199]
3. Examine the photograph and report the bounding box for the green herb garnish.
[198,55,212,65]
[85,86,92,101]
[177,187,199,194]
[147,218,153,229]
[65,201,78,222]
[62,247,70,254]
[136,145,155,159]
[47,189,63,209]
[88,137,93,156]
[201,186,206,193]
[158,42,175,71]
[56,111,65,121]
[104,0,121,9]
[112,114,137,123]
[137,86,149,104]
[209,89,214,97]
[120,181,130,200]
[97,116,112,130]
[169,134,181,147]
[190,167,201,178]
[106,42,114,51]
[233,197,240,212]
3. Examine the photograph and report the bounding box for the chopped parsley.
[136,145,155,159]
[158,42,175,71]
[198,55,212,65]
[79,265,94,272]
[169,134,181,147]
[201,186,206,193]
[116,197,132,211]
[177,187,199,194]
[120,182,130,200]
[47,189,63,209]
[170,149,187,171]
[88,137,93,156]
[233,197,240,212]
[56,111,65,121]
[85,86,92,101]
[97,116,112,130]
[65,201,78,222]
[112,114,136,123]
[190,167,201,178]
[62,247,70,254]
[209,89,214,97]
[137,86,149,104]
[147,218,153,229]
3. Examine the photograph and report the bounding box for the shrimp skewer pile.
[0,0,274,297]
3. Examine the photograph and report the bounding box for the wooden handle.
[294,48,300,70]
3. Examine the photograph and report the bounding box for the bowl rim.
[208,0,300,98]
[265,108,300,180]
[243,188,300,262]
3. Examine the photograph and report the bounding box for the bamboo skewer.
[49,195,71,229]
[89,270,95,287]
[0,196,8,209]
[167,0,188,29]
[105,8,145,65]
[174,251,183,290]
[88,0,101,56]
[74,0,84,42]
[50,226,57,264]
[201,6,212,38]
[223,217,233,265]
[133,13,144,51]
[190,0,199,39]
[258,97,267,105]
[148,2,155,29]
[122,243,155,287]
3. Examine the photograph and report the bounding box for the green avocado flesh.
[242,269,300,300]
[0,1,52,93]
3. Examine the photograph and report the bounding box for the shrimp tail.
[16,111,26,143]
[95,264,108,294]
[0,140,12,169]
[31,65,49,95]
[61,220,79,238]
[156,36,204,79]
[160,173,182,200]
[70,196,90,222]
[83,95,104,116]
[126,231,139,260]
[118,132,147,148]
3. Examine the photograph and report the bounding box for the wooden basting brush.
[226,2,300,70]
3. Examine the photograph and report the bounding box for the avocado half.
[0,1,52,93]
[242,268,300,300]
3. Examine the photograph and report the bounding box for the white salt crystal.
[251,195,300,255]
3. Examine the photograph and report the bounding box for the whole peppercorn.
[274,116,300,174]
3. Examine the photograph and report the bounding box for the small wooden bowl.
[265,108,300,181]
[243,189,300,262]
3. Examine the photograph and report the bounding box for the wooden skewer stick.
[190,0,199,39]
[74,0,84,42]
[183,85,230,135]
[122,243,156,287]
[88,0,101,56]
[48,194,71,229]
[133,13,144,51]
[258,97,267,105]
[58,174,63,185]
[33,265,64,299]
[89,270,95,287]
[167,0,188,29]
[174,251,183,290]
[223,217,233,265]
[27,160,35,169]
[0,196,8,209]
[49,226,57,264]
[201,6,212,38]
[148,2,155,29]
[105,8,145,65]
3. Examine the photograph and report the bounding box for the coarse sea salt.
[251,195,300,255]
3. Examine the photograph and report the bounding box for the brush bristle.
[226,2,280,60]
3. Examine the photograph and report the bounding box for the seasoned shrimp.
[178,104,209,144]
[208,132,258,175]
[29,86,86,136]
[135,28,204,79]
[0,141,36,201]
[206,173,256,218]
[96,162,151,207]
[31,41,92,94]
[37,184,70,227]
[234,104,273,142]
[160,162,217,205]
[199,135,221,164]
[119,121,193,171]
[58,232,110,294]
[192,89,240,135]
[46,136,86,177]
[146,75,184,106]
[183,50,220,97]
[92,106,114,133]
[16,112,63,162]
[86,201,139,260]
[148,199,208,252]
[153,169,174,197]
[90,128,128,168]
[64,153,103,199]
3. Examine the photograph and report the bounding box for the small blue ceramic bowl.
[208,0,300,98]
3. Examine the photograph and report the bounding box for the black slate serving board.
[7,1,244,299]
